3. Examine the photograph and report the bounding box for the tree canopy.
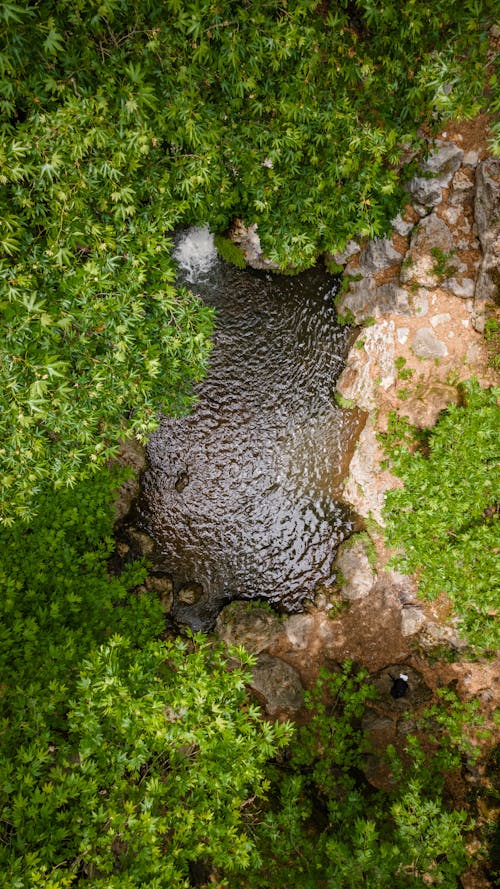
[1,0,498,521]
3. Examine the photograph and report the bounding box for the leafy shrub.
[230,663,471,889]
[0,472,291,887]
[381,379,500,650]
[0,1,497,518]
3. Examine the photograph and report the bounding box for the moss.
[324,256,344,274]
[214,234,247,268]
[335,392,356,410]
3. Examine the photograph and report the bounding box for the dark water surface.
[135,228,361,627]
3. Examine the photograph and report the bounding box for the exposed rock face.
[215,602,282,654]
[250,654,304,716]
[474,157,500,326]
[226,219,281,271]
[400,214,456,288]
[112,438,146,522]
[335,536,376,600]
[340,416,401,526]
[406,140,463,208]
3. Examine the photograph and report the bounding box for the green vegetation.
[381,380,500,650]
[230,665,475,889]
[430,246,458,280]
[0,2,498,885]
[0,474,292,887]
[1,0,498,519]
[213,234,247,268]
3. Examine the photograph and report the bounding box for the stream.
[133,228,362,629]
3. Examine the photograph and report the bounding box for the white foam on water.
[173,226,218,283]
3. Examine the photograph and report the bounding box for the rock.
[336,320,396,410]
[391,213,414,237]
[112,438,147,522]
[337,277,411,324]
[463,150,480,167]
[126,527,155,556]
[400,214,455,288]
[401,606,427,636]
[215,602,282,654]
[358,236,403,273]
[419,621,468,651]
[443,277,475,298]
[282,613,314,650]
[335,536,376,600]
[474,158,500,313]
[341,416,402,526]
[145,574,174,611]
[450,168,475,197]
[178,583,203,605]
[407,141,463,207]
[228,219,281,271]
[327,240,361,266]
[411,327,448,359]
[399,382,459,428]
[430,312,452,327]
[250,653,304,716]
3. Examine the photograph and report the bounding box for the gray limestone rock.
[335,537,376,600]
[391,213,414,237]
[215,602,282,654]
[474,158,500,309]
[251,653,304,716]
[328,240,361,266]
[407,141,463,207]
[443,277,475,298]
[337,278,411,324]
[358,236,402,273]
[228,219,281,271]
[282,614,314,650]
[401,606,427,637]
[412,327,448,359]
[401,214,455,288]
[178,583,203,605]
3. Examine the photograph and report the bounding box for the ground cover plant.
[381,379,500,651]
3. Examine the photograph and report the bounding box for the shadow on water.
[133,228,363,629]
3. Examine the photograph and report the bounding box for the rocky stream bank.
[113,117,499,886]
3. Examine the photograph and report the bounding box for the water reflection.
[135,228,360,622]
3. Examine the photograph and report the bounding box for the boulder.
[407,141,463,207]
[335,536,376,600]
[411,327,448,359]
[474,158,500,315]
[337,320,396,411]
[400,214,455,288]
[250,653,304,716]
[215,602,282,654]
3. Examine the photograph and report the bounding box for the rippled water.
[135,228,362,627]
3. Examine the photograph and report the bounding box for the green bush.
[0,472,291,887]
[230,664,472,889]
[1,1,497,519]
[381,380,500,651]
